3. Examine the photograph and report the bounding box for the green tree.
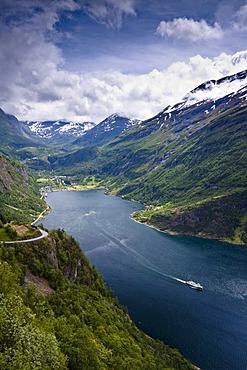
[0,262,21,296]
[0,294,67,370]
[5,225,17,240]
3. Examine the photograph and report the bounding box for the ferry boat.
[186,280,203,291]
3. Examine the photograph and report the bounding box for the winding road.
[2,229,49,244]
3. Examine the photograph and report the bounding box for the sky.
[0,0,247,124]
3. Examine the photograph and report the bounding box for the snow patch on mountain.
[100,114,140,133]
[58,122,95,135]
[26,120,96,139]
[162,69,247,115]
[182,73,247,108]
[231,50,247,66]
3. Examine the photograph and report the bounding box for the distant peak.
[108,113,128,120]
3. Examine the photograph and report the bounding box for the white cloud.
[1,46,247,123]
[156,18,223,42]
[232,3,247,31]
[0,1,246,124]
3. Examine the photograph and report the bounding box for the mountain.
[24,114,140,148]
[172,69,247,110]
[81,70,247,243]
[73,113,140,147]
[25,120,96,144]
[99,69,247,181]
[43,114,140,175]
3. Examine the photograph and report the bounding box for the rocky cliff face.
[22,233,84,295]
[15,229,100,289]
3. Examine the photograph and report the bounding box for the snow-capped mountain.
[73,113,141,146]
[181,69,247,108]
[25,120,96,142]
[131,69,247,148]
[161,69,247,116]
[143,69,247,133]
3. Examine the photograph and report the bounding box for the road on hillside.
[2,229,49,244]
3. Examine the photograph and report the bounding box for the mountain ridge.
[73,113,141,147]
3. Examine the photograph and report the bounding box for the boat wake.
[174,277,187,284]
[92,223,188,286]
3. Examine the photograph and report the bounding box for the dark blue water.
[40,190,247,370]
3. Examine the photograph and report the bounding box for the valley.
[0,69,247,370]
[2,70,246,244]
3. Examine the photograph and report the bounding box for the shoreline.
[42,186,246,247]
[130,213,247,247]
[32,206,51,225]
[51,186,105,192]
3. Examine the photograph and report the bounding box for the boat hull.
[186,281,203,291]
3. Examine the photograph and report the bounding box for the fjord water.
[41,190,247,370]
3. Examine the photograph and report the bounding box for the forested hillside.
[0,229,195,370]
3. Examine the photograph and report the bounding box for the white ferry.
[186,280,203,291]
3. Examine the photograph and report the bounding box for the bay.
[40,189,247,370]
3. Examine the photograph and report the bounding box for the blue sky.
[0,0,247,123]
